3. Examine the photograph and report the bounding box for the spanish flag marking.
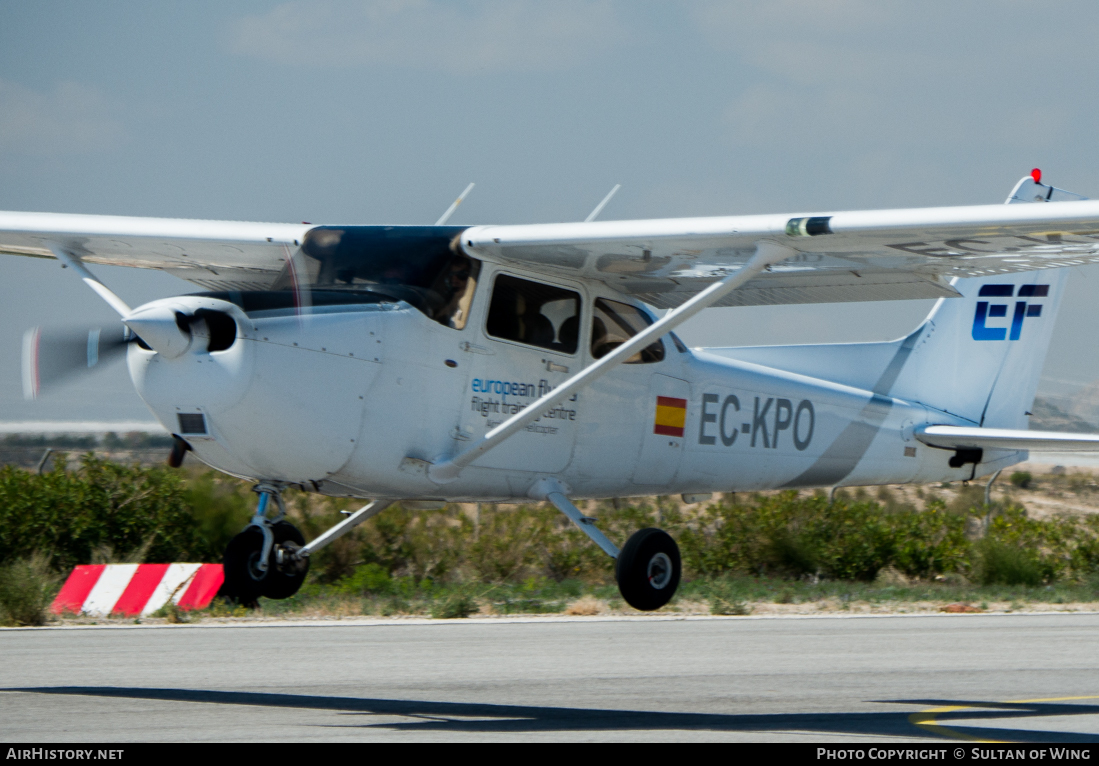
[654,396,688,438]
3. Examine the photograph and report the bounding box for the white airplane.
[5,170,1099,610]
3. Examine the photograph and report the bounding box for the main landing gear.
[222,483,309,605]
[224,478,681,611]
[531,479,682,611]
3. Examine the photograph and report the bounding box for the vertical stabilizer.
[889,269,1068,428]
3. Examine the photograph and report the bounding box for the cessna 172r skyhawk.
[5,170,1099,610]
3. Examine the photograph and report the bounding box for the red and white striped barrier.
[51,563,223,617]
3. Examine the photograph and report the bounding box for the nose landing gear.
[222,483,310,604]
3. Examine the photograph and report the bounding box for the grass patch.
[0,555,58,626]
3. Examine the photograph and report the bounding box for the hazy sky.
[3,1,1099,423]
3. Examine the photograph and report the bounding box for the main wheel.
[222,522,310,605]
[615,528,681,611]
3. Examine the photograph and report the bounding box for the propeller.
[22,324,139,400]
[22,305,240,400]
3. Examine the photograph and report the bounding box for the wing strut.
[427,240,794,484]
[48,244,132,317]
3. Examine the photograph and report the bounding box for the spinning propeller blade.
[22,325,134,400]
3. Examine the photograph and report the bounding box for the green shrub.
[975,539,1044,586]
[0,455,208,572]
[0,555,58,626]
[1010,472,1033,489]
[181,472,254,559]
[431,592,477,619]
[888,501,969,578]
[710,596,751,615]
[357,505,468,583]
[675,492,967,582]
[336,563,393,595]
[467,506,549,582]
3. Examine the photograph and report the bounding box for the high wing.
[917,425,1099,453]
[459,198,1099,308]
[4,174,1099,304]
[0,211,312,291]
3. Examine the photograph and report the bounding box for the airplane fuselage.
[128,261,1020,502]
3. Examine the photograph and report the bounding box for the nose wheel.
[222,484,310,605]
[615,528,681,612]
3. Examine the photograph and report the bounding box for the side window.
[591,298,665,364]
[486,274,581,354]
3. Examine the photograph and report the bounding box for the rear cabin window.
[486,274,580,354]
[591,298,665,364]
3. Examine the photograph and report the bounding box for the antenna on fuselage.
[435,183,476,226]
[585,184,621,222]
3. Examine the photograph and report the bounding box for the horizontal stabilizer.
[916,425,1099,452]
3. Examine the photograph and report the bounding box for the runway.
[3,613,1099,743]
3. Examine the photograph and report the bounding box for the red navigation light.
[1031,168,1042,184]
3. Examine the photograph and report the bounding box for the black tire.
[615,528,681,611]
[262,521,309,600]
[222,526,266,606]
[222,522,310,604]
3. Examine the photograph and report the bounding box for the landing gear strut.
[222,483,309,604]
[531,478,682,612]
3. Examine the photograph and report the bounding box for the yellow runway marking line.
[1007,695,1099,704]
[908,706,1007,743]
[909,695,1099,742]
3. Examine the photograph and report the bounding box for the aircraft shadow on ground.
[6,687,1099,741]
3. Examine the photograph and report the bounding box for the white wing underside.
[0,212,312,291]
[5,195,1099,305]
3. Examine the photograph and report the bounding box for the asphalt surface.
[3,613,1099,743]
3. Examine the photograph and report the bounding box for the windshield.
[270,226,480,328]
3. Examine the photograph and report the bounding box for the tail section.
[889,269,1068,427]
[892,170,1083,426]
[714,171,1079,430]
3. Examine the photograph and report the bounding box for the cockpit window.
[269,226,480,329]
[591,298,665,364]
[486,274,580,354]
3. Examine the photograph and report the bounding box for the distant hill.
[1030,396,1098,433]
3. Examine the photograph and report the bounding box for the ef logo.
[972,284,1047,341]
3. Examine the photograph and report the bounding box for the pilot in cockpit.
[434,256,476,329]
